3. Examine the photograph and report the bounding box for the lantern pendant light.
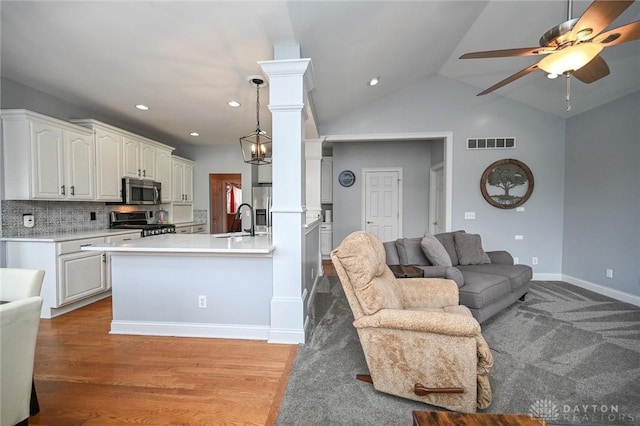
[239,76,272,165]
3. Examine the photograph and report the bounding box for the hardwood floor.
[322,260,337,276]
[30,298,297,425]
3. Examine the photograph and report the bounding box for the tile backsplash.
[1,200,209,238]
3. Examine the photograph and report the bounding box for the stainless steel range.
[109,211,176,237]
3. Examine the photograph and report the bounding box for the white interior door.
[429,162,445,234]
[363,168,402,241]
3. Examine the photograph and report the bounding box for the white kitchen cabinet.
[258,163,273,184]
[123,136,157,179]
[72,120,125,202]
[175,224,191,234]
[191,224,206,233]
[72,118,175,202]
[321,157,333,203]
[156,148,173,203]
[1,109,95,200]
[320,222,333,259]
[172,156,194,203]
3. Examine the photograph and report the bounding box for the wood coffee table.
[412,411,546,425]
[388,265,424,278]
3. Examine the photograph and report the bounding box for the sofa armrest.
[487,250,513,265]
[417,265,464,287]
[353,308,480,337]
[394,277,459,309]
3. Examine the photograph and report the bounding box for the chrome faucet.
[235,203,255,236]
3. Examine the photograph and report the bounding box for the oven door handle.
[154,187,159,204]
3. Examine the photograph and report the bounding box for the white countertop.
[1,228,144,243]
[81,233,274,254]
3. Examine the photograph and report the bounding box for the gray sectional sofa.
[383,230,532,323]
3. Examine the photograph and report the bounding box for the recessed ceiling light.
[547,73,558,79]
[228,101,240,107]
[368,77,379,86]
[190,132,200,137]
[135,104,149,111]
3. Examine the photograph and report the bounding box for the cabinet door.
[66,130,95,200]
[140,143,157,179]
[123,137,141,178]
[258,164,272,184]
[321,158,333,203]
[30,120,65,199]
[156,149,173,203]
[58,251,106,306]
[95,130,123,201]
[183,162,194,202]
[172,160,184,202]
[321,230,333,256]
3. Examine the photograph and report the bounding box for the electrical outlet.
[515,235,524,240]
[90,212,96,221]
[606,268,614,279]
[513,257,519,264]
[198,295,207,308]
[532,257,538,265]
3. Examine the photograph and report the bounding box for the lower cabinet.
[321,223,333,259]
[175,223,206,234]
[5,232,140,318]
[57,237,107,306]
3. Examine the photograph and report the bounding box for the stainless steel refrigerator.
[252,186,272,233]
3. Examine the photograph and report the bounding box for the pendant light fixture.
[239,76,272,165]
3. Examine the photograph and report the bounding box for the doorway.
[362,167,402,241]
[209,173,242,234]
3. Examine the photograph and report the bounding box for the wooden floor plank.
[30,297,297,425]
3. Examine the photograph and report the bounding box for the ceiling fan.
[460,0,640,96]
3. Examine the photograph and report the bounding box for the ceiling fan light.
[538,43,603,75]
[547,73,559,79]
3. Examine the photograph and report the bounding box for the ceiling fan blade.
[460,47,550,59]
[593,20,640,45]
[572,55,610,83]
[477,64,540,96]
[570,0,634,41]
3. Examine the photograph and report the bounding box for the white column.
[305,138,323,220]
[259,59,316,344]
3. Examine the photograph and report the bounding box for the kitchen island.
[83,233,276,341]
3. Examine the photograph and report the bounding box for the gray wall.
[563,91,640,296]
[323,74,566,275]
[332,139,436,247]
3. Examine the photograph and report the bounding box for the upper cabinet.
[123,136,157,179]
[156,148,173,203]
[72,118,175,202]
[2,109,177,204]
[2,110,95,200]
[321,157,333,203]
[172,156,194,203]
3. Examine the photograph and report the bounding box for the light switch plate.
[464,212,476,220]
[515,234,524,240]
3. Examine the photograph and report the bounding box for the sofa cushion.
[454,233,491,265]
[458,264,532,292]
[396,237,432,266]
[383,241,401,265]
[435,230,465,266]
[420,233,452,267]
[457,271,511,309]
[417,265,464,288]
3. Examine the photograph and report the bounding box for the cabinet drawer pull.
[71,185,75,196]
[80,243,92,247]
[123,238,132,241]
[61,185,66,195]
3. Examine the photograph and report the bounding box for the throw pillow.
[454,233,491,265]
[420,233,452,267]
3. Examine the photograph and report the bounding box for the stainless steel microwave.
[122,177,161,205]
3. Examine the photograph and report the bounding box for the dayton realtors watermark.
[529,399,638,424]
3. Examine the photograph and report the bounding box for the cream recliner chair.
[0,268,44,426]
[331,232,493,413]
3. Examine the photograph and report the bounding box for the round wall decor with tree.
[480,158,534,209]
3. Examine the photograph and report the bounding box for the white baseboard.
[110,320,270,340]
[562,274,640,307]
[268,328,305,344]
[533,273,563,281]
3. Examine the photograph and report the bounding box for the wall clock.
[480,158,534,209]
[338,170,356,187]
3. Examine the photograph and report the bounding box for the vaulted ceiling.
[2,1,639,147]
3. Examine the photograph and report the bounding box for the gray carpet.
[276,278,640,425]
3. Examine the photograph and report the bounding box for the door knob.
[366,220,373,224]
